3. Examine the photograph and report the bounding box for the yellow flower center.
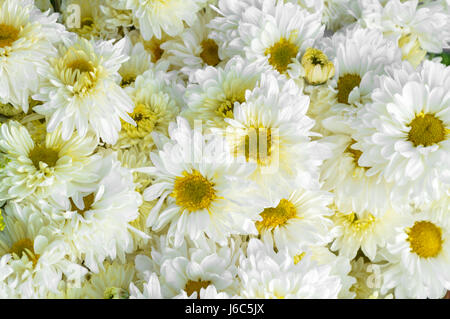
[69,193,95,217]
[200,39,220,67]
[340,212,376,232]
[103,287,130,299]
[172,170,217,212]
[122,103,158,138]
[265,38,299,74]
[29,145,59,170]
[184,280,211,298]
[301,48,335,85]
[407,221,443,258]
[55,46,100,95]
[256,199,297,232]
[10,238,39,266]
[407,113,446,147]
[337,74,361,104]
[241,127,273,166]
[0,24,20,48]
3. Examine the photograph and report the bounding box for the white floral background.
[0,0,449,299]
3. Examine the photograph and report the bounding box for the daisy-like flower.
[71,260,137,299]
[0,0,64,112]
[135,236,241,298]
[115,68,181,151]
[330,204,408,261]
[118,37,153,88]
[37,154,145,273]
[223,73,330,188]
[161,8,225,79]
[255,181,335,255]
[120,0,208,40]
[320,134,394,215]
[142,117,262,247]
[380,197,450,298]
[33,36,135,145]
[319,26,402,129]
[301,47,335,86]
[0,120,99,203]
[354,60,450,205]
[242,1,324,80]
[0,202,87,298]
[362,0,450,68]
[182,56,265,131]
[237,238,342,298]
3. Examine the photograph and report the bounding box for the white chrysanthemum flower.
[115,68,180,151]
[0,0,64,112]
[129,272,163,299]
[320,134,394,215]
[330,205,408,261]
[0,202,87,298]
[319,26,402,130]
[255,181,335,255]
[354,60,450,206]
[362,0,450,67]
[142,117,262,247]
[33,36,135,144]
[71,260,137,299]
[182,56,265,131]
[237,238,342,299]
[307,245,356,299]
[380,198,450,299]
[161,8,226,79]
[135,236,240,298]
[37,154,145,273]
[121,0,207,40]
[0,120,99,203]
[223,73,330,188]
[118,37,153,88]
[242,1,324,80]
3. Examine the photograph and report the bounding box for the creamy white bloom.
[36,154,145,273]
[0,202,87,298]
[223,73,330,188]
[135,236,240,298]
[380,198,450,298]
[354,60,450,206]
[0,0,64,112]
[33,36,135,144]
[182,56,265,131]
[0,120,99,203]
[143,117,262,247]
[237,238,342,298]
[121,0,207,40]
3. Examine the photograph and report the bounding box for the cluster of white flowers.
[0,0,449,299]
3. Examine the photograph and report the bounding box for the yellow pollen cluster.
[10,238,39,266]
[29,144,59,170]
[184,280,211,298]
[0,24,20,48]
[343,212,376,232]
[337,74,361,104]
[407,113,447,147]
[407,221,443,258]
[200,39,220,67]
[122,103,158,138]
[256,199,297,232]
[0,209,5,232]
[265,38,299,74]
[172,170,217,212]
[293,252,306,265]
